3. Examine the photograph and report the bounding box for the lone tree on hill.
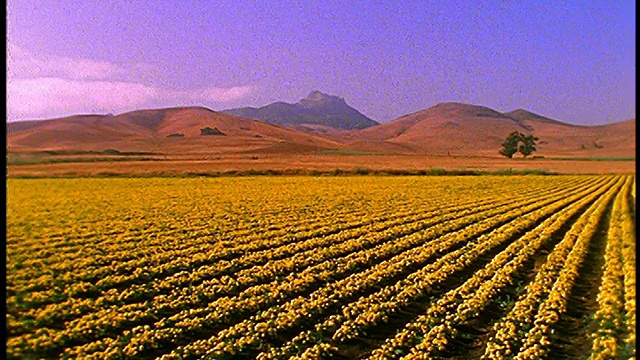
[499,131,521,158]
[519,134,539,157]
[500,131,539,158]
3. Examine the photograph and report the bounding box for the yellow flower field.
[6,176,635,359]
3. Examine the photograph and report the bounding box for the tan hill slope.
[7,107,345,154]
[349,103,635,157]
[7,103,634,159]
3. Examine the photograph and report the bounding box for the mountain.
[222,90,379,130]
[504,109,571,126]
[7,102,634,159]
[350,102,635,157]
[7,107,345,154]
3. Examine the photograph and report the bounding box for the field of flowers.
[6,175,635,359]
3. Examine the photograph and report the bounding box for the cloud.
[170,85,256,103]
[7,42,123,80]
[6,43,255,121]
[7,78,160,120]
[7,77,256,121]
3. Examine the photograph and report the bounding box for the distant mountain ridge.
[7,101,634,158]
[222,90,380,130]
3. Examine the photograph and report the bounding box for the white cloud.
[169,85,256,103]
[7,42,122,80]
[7,77,256,121]
[7,78,160,120]
[6,43,256,121]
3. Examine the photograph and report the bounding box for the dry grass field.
[5,152,636,178]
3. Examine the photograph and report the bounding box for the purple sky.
[7,0,636,125]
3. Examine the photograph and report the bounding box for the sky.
[6,0,636,126]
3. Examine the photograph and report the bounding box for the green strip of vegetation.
[9,167,559,179]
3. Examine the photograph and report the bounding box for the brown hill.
[350,103,635,157]
[7,107,345,154]
[7,103,634,159]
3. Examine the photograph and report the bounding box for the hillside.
[222,91,380,130]
[350,103,635,157]
[7,107,345,154]
[7,102,634,159]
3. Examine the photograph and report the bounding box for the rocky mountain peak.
[222,91,379,130]
[298,90,347,108]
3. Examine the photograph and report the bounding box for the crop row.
[590,176,636,360]
[59,180,577,359]
[257,176,617,359]
[367,176,621,359]
[57,176,596,355]
[6,175,632,360]
[7,176,581,340]
[482,176,626,359]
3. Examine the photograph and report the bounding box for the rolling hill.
[222,90,380,130]
[7,102,635,159]
[349,103,635,157]
[7,107,345,154]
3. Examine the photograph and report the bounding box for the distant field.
[549,156,636,162]
[6,176,635,359]
[5,153,636,177]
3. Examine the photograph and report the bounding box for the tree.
[499,131,523,158]
[499,131,539,158]
[519,134,539,157]
[200,127,226,136]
